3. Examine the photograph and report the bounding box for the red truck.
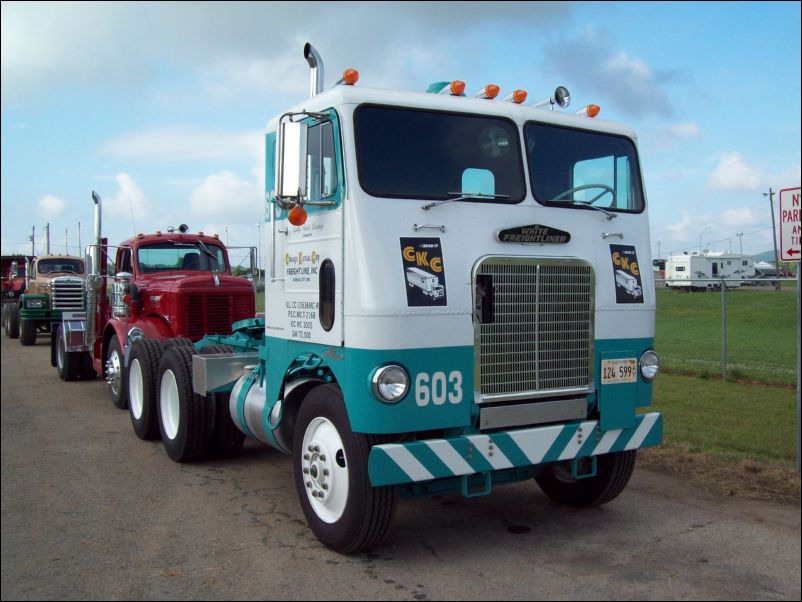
[51,192,257,426]
[2,254,29,337]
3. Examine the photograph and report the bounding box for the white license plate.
[601,358,638,384]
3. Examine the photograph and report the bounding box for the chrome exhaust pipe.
[304,42,324,97]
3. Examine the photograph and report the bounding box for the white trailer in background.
[666,252,755,290]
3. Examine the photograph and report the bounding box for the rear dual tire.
[156,342,246,462]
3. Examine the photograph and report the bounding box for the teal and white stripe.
[368,412,662,487]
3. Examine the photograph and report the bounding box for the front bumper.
[368,412,662,487]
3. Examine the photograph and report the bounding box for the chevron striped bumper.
[368,412,662,487]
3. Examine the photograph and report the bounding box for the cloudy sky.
[1,1,800,262]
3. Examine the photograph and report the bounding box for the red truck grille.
[186,293,252,338]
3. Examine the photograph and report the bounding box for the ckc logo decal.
[415,371,463,406]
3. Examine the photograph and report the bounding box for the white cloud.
[720,206,764,229]
[38,195,66,219]
[708,152,762,191]
[665,122,702,141]
[542,28,676,117]
[2,2,571,101]
[189,171,261,224]
[102,126,263,164]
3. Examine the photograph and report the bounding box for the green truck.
[15,255,86,346]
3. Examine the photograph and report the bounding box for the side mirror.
[276,121,308,201]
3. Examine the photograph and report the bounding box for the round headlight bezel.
[371,364,410,403]
[640,350,660,381]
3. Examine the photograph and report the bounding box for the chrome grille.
[476,258,593,402]
[51,278,85,310]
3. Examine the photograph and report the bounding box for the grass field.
[655,287,798,386]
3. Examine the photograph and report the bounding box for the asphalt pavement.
[1,334,800,600]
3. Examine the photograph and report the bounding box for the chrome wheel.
[105,349,122,396]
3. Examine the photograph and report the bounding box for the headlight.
[371,365,409,403]
[640,350,660,381]
[26,298,44,309]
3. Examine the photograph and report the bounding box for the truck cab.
[17,255,86,345]
[147,44,663,554]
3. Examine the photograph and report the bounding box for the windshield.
[524,122,644,213]
[354,105,526,202]
[37,258,84,274]
[137,242,227,274]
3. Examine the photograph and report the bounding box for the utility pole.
[764,188,781,291]
[30,226,35,256]
[736,232,743,254]
[78,221,81,255]
[45,223,50,254]
[699,225,711,254]
[656,240,661,259]
[65,227,69,255]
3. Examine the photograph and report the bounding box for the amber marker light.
[337,68,359,85]
[473,84,500,99]
[288,206,308,226]
[503,90,528,104]
[576,104,601,118]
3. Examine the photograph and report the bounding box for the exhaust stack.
[90,191,102,276]
[304,43,324,97]
[85,191,104,357]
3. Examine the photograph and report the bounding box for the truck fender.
[272,353,342,453]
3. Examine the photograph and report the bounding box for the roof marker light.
[504,89,528,104]
[438,80,465,96]
[576,104,601,118]
[336,68,359,85]
[472,84,500,99]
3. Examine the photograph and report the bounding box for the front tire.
[535,450,637,508]
[293,384,397,554]
[19,318,36,346]
[56,324,81,381]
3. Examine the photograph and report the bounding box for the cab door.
[267,110,344,347]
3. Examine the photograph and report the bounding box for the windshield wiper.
[195,240,219,268]
[548,199,618,220]
[422,192,510,211]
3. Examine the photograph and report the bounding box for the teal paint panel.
[595,338,655,431]
[264,336,473,434]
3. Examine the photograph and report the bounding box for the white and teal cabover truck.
[152,44,662,553]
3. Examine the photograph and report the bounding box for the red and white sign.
[779,187,801,262]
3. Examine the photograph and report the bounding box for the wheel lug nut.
[306,481,312,488]
[319,455,326,462]
[303,467,309,474]
[322,484,328,490]
[323,469,329,476]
